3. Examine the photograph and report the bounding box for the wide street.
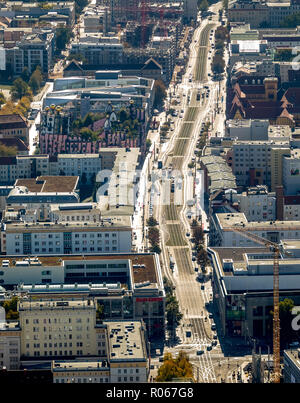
[143,2,254,383]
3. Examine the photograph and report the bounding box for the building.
[82,7,111,34]
[2,216,132,255]
[0,114,29,144]
[19,299,97,359]
[199,155,237,195]
[208,245,300,340]
[226,119,270,141]
[4,252,165,339]
[63,58,162,82]
[225,185,276,222]
[0,2,75,27]
[0,306,20,370]
[5,176,79,221]
[183,0,197,22]
[49,203,102,224]
[232,139,290,188]
[228,0,300,28]
[209,212,300,247]
[52,360,110,383]
[51,319,148,383]
[283,349,300,383]
[70,37,123,66]
[283,150,300,195]
[6,30,55,75]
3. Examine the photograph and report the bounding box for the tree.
[163,276,174,296]
[11,78,32,100]
[147,216,159,227]
[1,296,19,320]
[150,244,161,254]
[29,66,43,94]
[166,294,183,333]
[148,227,160,245]
[197,246,209,271]
[0,143,17,157]
[155,351,193,382]
[222,0,228,10]
[280,12,300,28]
[153,79,167,108]
[146,139,152,150]
[96,303,104,320]
[198,0,209,12]
[21,67,30,83]
[0,92,5,106]
[56,27,73,51]
[193,226,204,244]
[278,298,298,348]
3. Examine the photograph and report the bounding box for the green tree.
[198,0,209,12]
[280,12,300,28]
[1,296,19,320]
[11,78,32,100]
[0,92,5,106]
[150,244,161,254]
[147,216,159,227]
[148,227,160,245]
[166,294,183,334]
[56,27,73,51]
[163,276,174,296]
[29,66,43,94]
[222,0,228,10]
[277,299,298,348]
[0,143,18,157]
[96,303,104,321]
[153,79,167,108]
[21,67,30,83]
[156,351,193,382]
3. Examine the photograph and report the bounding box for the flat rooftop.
[0,253,158,284]
[4,216,131,232]
[14,176,78,193]
[216,212,300,231]
[106,320,147,362]
[52,360,109,372]
[19,299,95,310]
[210,246,270,276]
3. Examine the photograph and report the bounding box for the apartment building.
[2,216,132,255]
[51,320,148,383]
[210,212,300,247]
[232,139,290,188]
[6,31,55,75]
[0,114,29,144]
[0,2,75,27]
[0,307,20,370]
[225,185,276,222]
[19,299,97,358]
[228,0,300,28]
[283,150,300,195]
[49,203,102,224]
[70,38,123,66]
[4,176,79,221]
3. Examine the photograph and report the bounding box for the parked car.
[197,350,204,355]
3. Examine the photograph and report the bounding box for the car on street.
[211,323,216,331]
[207,345,212,351]
[209,313,213,319]
[213,334,218,340]
[201,285,205,290]
[192,257,196,262]
[212,340,217,346]
[197,350,204,355]
[186,232,190,237]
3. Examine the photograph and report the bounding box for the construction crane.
[227,225,281,383]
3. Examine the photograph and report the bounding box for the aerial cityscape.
[0,0,300,387]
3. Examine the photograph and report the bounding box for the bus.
[170,256,175,271]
